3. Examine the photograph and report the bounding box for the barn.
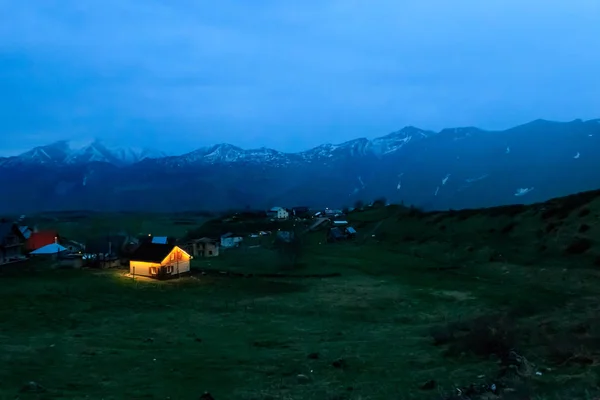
[129,243,191,279]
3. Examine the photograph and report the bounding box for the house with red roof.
[26,231,59,252]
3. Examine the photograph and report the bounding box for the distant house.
[129,243,192,279]
[327,226,357,243]
[185,237,219,258]
[26,230,59,252]
[268,207,289,220]
[345,226,357,239]
[0,222,26,265]
[333,220,349,226]
[220,232,243,248]
[327,227,346,243]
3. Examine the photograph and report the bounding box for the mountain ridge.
[1,118,599,214]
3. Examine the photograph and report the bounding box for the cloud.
[0,0,599,155]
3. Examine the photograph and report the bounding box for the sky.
[1,1,599,156]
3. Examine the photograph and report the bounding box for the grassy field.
[31,210,210,241]
[3,192,600,399]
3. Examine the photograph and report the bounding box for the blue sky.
[1,1,599,156]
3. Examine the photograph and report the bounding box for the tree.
[354,200,365,210]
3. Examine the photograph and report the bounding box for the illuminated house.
[129,243,191,279]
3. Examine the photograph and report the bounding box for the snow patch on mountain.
[442,174,451,185]
[515,187,534,197]
[1,139,166,167]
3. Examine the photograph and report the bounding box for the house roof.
[130,243,177,263]
[18,226,32,239]
[31,243,67,255]
[26,231,58,251]
[151,236,168,244]
[346,226,357,234]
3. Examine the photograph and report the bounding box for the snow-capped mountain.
[0,139,167,167]
[158,126,435,167]
[1,118,599,214]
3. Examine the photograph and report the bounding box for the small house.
[327,227,346,243]
[268,207,289,220]
[220,232,243,248]
[186,237,219,257]
[0,222,26,265]
[129,243,192,279]
[345,226,357,239]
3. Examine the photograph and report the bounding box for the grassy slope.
[2,191,600,399]
[32,211,208,241]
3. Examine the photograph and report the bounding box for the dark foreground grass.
[3,240,600,399]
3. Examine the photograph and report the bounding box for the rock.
[307,352,319,359]
[199,392,215,400]
[296,374,310,384]
[195,338,203,343]
[332,358,347,369]
[420,380,436,390]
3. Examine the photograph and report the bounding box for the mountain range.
[1,118,599,213]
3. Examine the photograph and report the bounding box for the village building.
[220,232,243,248]
[129,243,192,279]
[268,207,289,220]
[327,226,358,242]
[184,237,219,258]
[0,222,26,265]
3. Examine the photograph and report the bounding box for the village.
[0,206,359,279]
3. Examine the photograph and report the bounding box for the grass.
[32,210,208,241]
[3,191,600,399]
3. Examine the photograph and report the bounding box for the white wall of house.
[164,259,190,274]
[277,209,289,219]
[130,260,161,277]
